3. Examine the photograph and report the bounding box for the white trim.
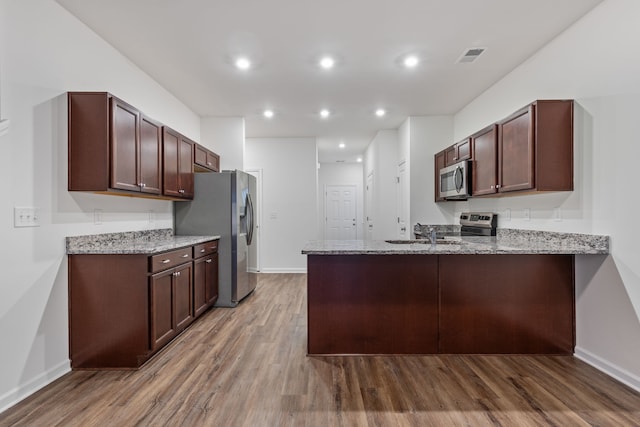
[260,268,307,274]
[574,347,640,393]
[0,360,70,414]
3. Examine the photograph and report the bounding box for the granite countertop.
[302,228,609,255]
[66,229,220,255]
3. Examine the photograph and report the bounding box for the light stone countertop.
[302,228,609,255]
[66,228,219,255]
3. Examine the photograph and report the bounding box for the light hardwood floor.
[2,273,639,426]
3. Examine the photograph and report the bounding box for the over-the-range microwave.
[439,160,471,200]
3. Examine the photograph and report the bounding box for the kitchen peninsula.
[302,229,608,356]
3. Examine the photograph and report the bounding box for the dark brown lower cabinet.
[150,262,193,351]
[307,254,575,355]
[69,239,218,369]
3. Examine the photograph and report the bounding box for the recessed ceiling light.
[320,56,335,69]
[235,57,251,70]
[320,109,330,118]
[357,157,363,163]
[375,108,386,117]
[339,142,346,149]
[263,109,274,118]
[403,55,419,68]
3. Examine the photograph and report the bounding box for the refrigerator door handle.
[246,193,254,245]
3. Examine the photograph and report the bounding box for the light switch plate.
[14,207,40,227]
[504,208,511,221]
[523,208,531,221]
[553,207,562,221]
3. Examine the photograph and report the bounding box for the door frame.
[245,168,262,272]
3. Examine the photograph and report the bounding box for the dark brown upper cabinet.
[68,92,162,197]
[162,127,194,199]
[434,99,574,201]
[444,139,471,167]
[497,100,573,194]
[471,125,498,196]
[194,143,220,172]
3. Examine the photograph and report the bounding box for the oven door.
[439,160,470,199]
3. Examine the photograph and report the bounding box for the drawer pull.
[181,254,189,258]
[161,259,171,264]
[200,249,206,253]
[206,259,212,264]
[210,246,216,249]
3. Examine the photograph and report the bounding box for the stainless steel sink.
[384,239,461,245]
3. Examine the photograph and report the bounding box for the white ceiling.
[56,0,602,163]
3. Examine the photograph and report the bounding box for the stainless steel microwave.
[439,160,471,200]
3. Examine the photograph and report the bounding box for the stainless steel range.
[459,212,497,236]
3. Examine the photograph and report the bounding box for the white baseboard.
[574,347,640,393]
[259,268,307,274]
[0,360,71,414]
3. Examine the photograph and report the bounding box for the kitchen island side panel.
[307,254,439,355]
[439,254,575,354]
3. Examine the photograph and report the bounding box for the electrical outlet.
[504,208,511,221]
[94,209,103,225]
[148,210,156,224]
[523,208,531,221]
[14,207,40,227]
[553,207,562,222]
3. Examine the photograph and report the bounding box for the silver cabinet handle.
[207,162,212,166]
[162,259,171,264]
[200,249,206,253]
[173,271,181,277]
[181,254,189,258]
[178,189,185,194]
[496,184,501,189]
[206,259,212,264]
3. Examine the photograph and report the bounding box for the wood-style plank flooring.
[2,273,640,426]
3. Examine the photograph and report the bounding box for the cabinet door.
[472,125,498,196]
[110,97,140,192]
[499,106,535,193]
[150,269,176,350]
[174,263,194,331]
[444,145,457,166]
[162,127,181,198]
[205,253,219,306]
[139,115,162,195]
[456,139,471,161]
[193,257,208,317]
[434,150,446,202]
[179,136,194,198]
[206,151,220,172]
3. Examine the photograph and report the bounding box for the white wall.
[452,0,640,389]
[0,0,201,412]
[363,130,399,240]
[407,116,456,227]
[318,162,364,239]
[200,117,245,171]
[245,137,318,272]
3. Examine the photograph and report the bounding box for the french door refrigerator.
[175,170,256,307]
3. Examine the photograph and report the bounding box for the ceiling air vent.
[456,47,486,64]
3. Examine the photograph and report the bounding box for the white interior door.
[325,185,357,240]
[397,162,408,239]
[365,172,374,240]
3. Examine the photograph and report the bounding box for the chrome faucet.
[429,227,437,244]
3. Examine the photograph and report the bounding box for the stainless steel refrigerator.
[174,170,256,307]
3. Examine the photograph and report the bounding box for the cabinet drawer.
[150,247,193,273]
[194,240,219,258]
